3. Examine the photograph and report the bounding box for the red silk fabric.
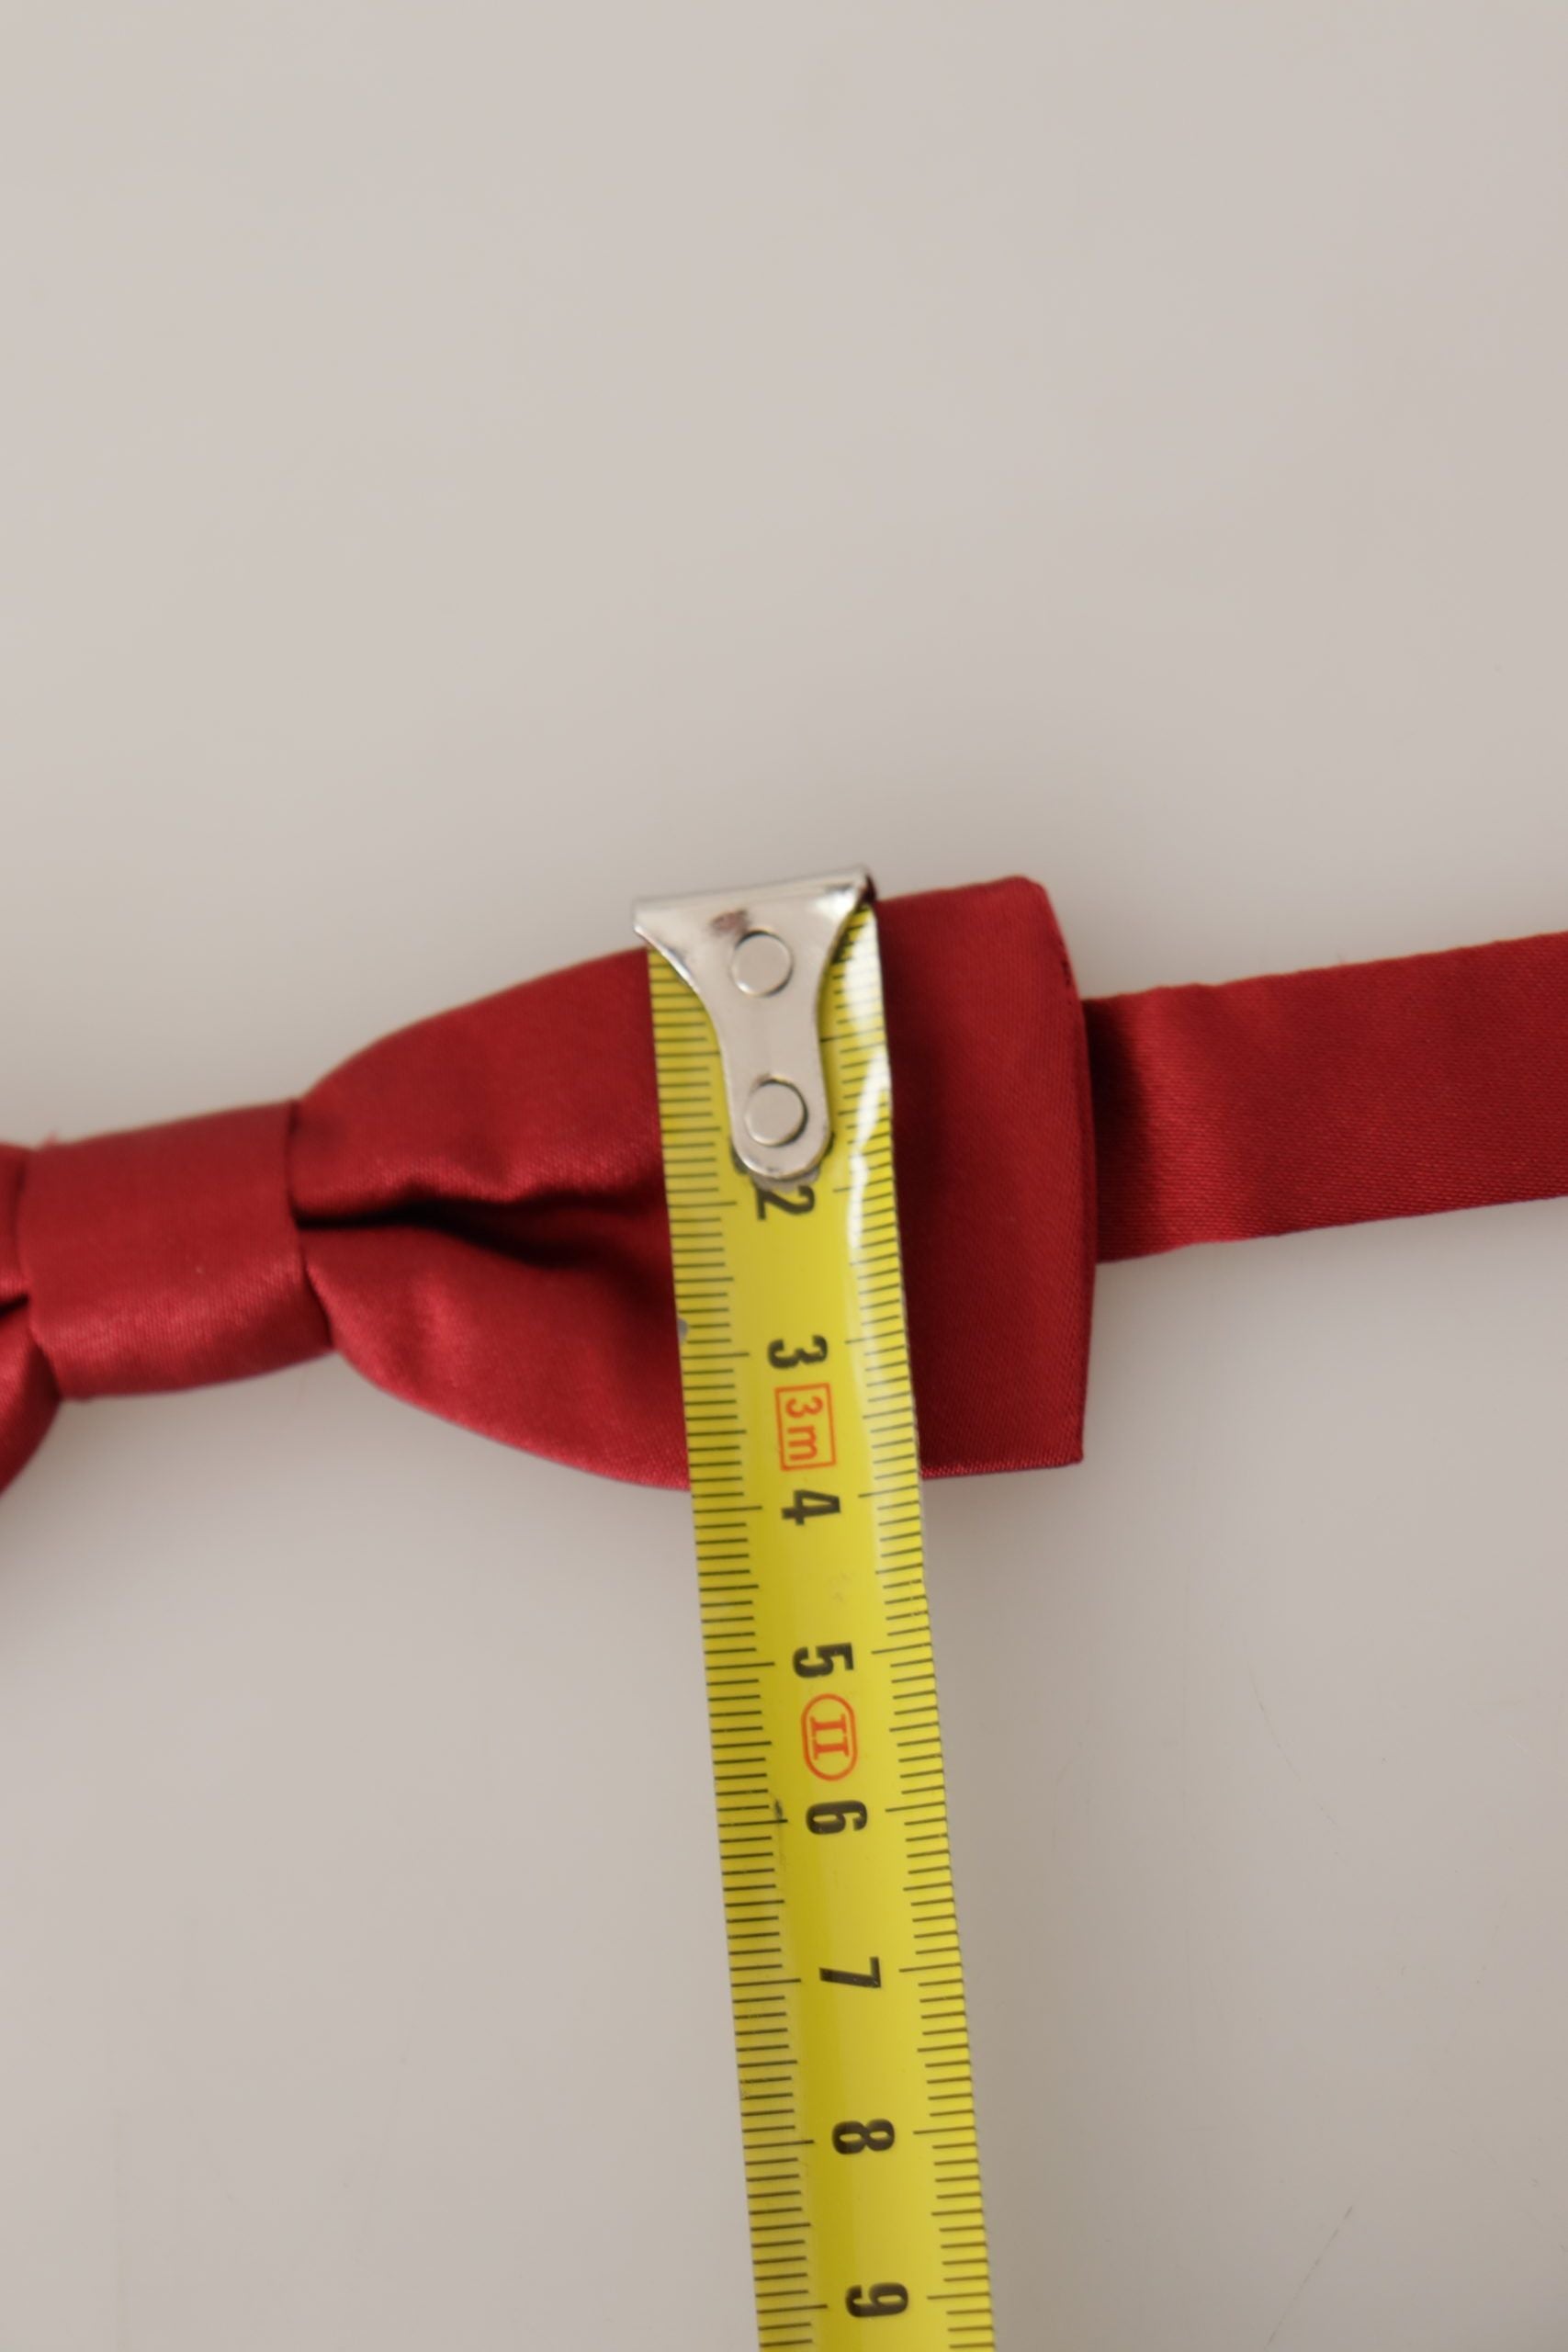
[1087,926,1568,1259]
[0,882,1091,1497]
[1,878,1563,1501]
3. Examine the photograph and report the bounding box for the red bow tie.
[2,876,1564,1502]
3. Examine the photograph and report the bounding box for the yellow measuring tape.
[643,882,995,2350]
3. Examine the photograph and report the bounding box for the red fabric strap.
[0,878,1562,1503]
[1088,926,1568,1260]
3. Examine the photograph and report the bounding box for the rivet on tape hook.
[634,868,872,1185]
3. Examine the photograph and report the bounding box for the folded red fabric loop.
[18,1103,330,1402]
[0,876,1562,1509]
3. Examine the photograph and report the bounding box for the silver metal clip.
[635,868,872,1185]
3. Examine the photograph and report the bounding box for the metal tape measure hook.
[635,867,872,1185]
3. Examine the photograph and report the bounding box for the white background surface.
[3,6,1567,2347]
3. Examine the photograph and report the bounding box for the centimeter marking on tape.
[644,888,995,2352]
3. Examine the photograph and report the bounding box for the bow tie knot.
[17,1103,330,1402]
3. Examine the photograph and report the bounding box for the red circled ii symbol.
[802,1693,859,1781]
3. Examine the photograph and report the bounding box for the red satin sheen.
[0,881,1094,1496]
[0,878,1562,1503]
[20,1103,329,1397]
[1088,926,1568,1260]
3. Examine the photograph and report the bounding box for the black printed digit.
[755,1183,816,1220]
[793,1642,854,1678]
[819,1957,882,1990]
[782,1489,840,1526]
[807,1801,868,1837]
[768,1335,829,1368]
[846,2283,909,2319]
